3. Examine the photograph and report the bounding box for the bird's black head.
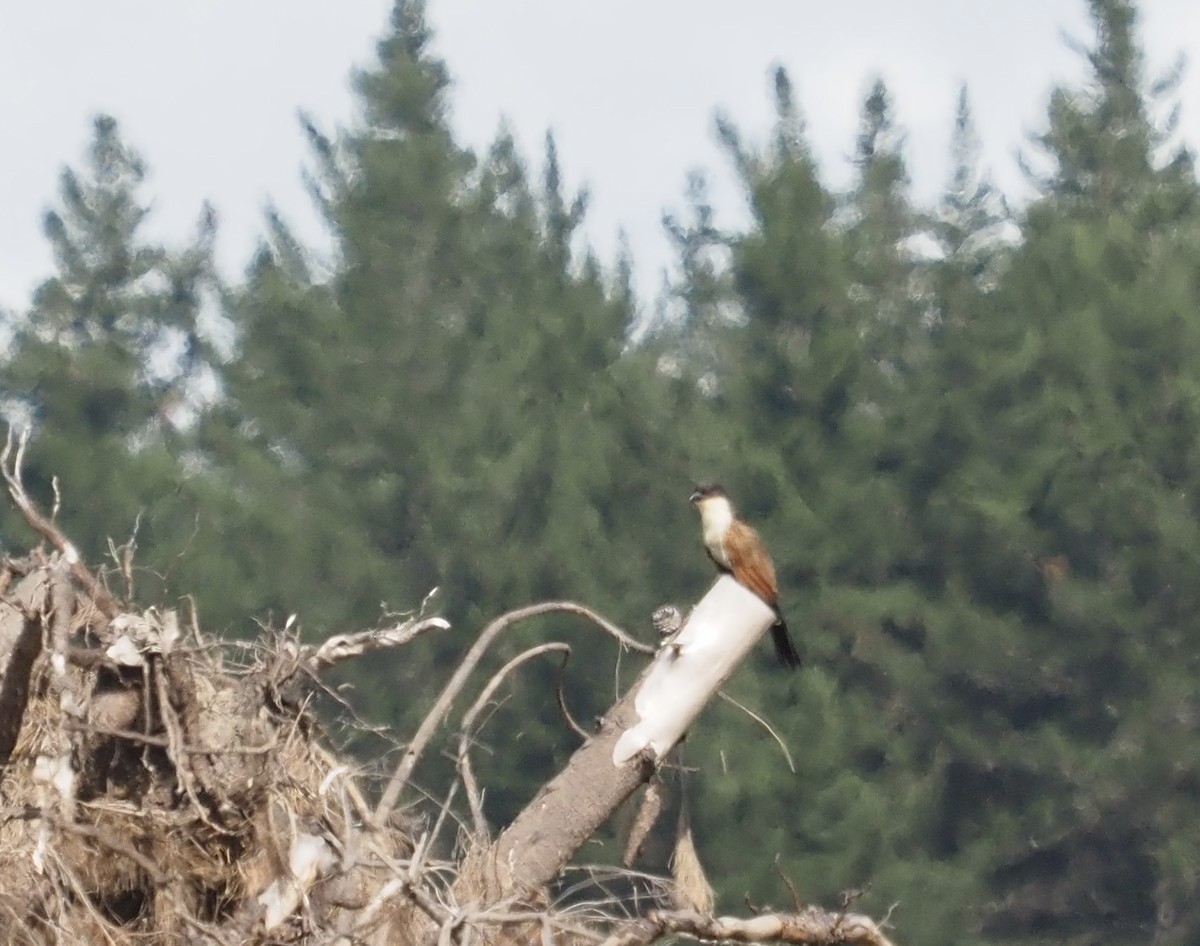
[689,483,727,505]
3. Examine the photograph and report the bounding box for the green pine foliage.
[203,0,702,819]
[0,116,222,597]
[6,1,1200,942]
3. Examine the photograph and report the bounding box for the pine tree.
[933,86,1011,295]
[657,68,948,932]
[889,2,1200,941]
[1028,0,1193,220]
[203,0,699,824]
[0,116,220,592]
[843,79,927,384]
[209,0,475,637]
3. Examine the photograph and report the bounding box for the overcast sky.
[1,1,1197,312]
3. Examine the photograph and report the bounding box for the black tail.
[771,616,802,669]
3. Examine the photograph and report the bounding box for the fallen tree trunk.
[483,578,776,896]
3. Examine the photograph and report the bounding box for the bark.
[490,662,658,891]
[481,577,776,895]
[0,614,40,771]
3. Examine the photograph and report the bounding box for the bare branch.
[554,647,592,742]
[2,427,121,618]
[106,511,141,602]
[483,582,775,895]
[599,907,899,946]
[303,616,450,673]
[154,659,224,832]
[371,601,650,829]
[772,855,803,914]
[63,720,279,757]
[457,642,572,838]
[716,690,795,773]
[50,476,61,524]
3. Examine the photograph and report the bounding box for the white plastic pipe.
[613,576,776,765]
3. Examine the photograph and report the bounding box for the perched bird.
[689,483,802,669]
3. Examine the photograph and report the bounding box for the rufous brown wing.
[724,520,779,605]
[725,520,802,668]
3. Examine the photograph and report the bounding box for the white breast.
[699,498,734,568]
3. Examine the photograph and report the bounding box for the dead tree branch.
[2,427,121,618]
[456,641,573,838]
[371,601,651,829]
[479,656,658,895]
[302,616,451,674]
[472,580,777,898]
[47,562,73,687]
[599,907,898,946]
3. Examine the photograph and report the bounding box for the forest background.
[2,1,1198,944]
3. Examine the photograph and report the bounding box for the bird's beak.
[688,491,701,505]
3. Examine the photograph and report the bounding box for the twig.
[312,742,375,828]
[425,780,459,874]
[340,833,455,943]
[598,907,900,946]
[716,690,795,773]
[773,854,803,912]
[371,601,651,829]
[62,720,279,756]
[554,648,591,741]
[154,662,225,833]
[303,616,450,673]
[1,427,121,618]
[463,909,606,942]
[105,511,140,602]
[45,848,123,946]
[457,642,572,837]
[49,476,61,524]
[162,647,218,799]
[347,864,450,941]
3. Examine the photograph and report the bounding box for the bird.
[689,483,802,669]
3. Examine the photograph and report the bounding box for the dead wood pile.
[0,429,900,946]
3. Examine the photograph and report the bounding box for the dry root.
[0,551,418,944]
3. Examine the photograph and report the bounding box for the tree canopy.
[3,1,1200,943]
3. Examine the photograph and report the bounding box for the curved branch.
[716,690,795,773]
[554,649,592,741]
[370,601,650,829]
[457,642,573,837]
